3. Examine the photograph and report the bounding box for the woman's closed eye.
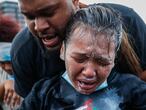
[72,56,87,63]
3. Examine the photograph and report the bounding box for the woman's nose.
[82,63,97,78]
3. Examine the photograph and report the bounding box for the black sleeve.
[18,91,41,110]
[11,27,37,98]
[18,76,59,110]
[109,73,146,110]
[126,9,146,70]
[130,77,146,109]
[17,80,44,110]
[117,7,146,73]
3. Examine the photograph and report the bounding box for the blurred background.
[0,0,145,28]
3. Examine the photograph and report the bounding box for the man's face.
[0,62,12,74]
[61,28,115,94]
[19,0,79,51]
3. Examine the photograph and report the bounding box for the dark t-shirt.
[11,28,65,97]
[11,3,146,98]
[18,72,146,110]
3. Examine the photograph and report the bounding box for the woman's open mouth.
[78,80,97,90]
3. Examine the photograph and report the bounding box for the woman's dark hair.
[65,5,123,52]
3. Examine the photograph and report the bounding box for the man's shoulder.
[11,27,39,58]
[97,3,134,17]
[110,72,146,90]
[97,3,132,11]
[12,27,35,49]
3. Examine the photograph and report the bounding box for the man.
[11,0,79,98]
[11,0,146,98]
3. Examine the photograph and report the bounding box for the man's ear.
[60,43,65,61]
[72,0,79,10]
[79,2,88,8]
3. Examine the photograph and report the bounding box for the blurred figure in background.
[0,13,21,110]
[0,12,20,42]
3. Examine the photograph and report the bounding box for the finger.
[11,94,21,107]
[3,88,9,102]
[5,90,13,105]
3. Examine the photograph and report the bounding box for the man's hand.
[3,80,21,108]
[139,70,146,82]
[0,83,4,100]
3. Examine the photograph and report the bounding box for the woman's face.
[61,28,116,94]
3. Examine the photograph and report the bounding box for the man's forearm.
[0,83,4,100]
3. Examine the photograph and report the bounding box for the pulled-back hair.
[65,5,122,52]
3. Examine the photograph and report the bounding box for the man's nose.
[34,17,50,32]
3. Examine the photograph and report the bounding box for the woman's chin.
[76,88,95,95]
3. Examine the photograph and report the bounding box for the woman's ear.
[60,43,65,61]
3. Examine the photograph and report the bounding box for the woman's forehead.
[70,27,114,46]
[67,28,116,57]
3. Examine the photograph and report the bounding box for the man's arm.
[18,77,56,110]
[99,3,146,74]
[11,27,37,98]
[126,8,146,70]
[0,83,4,100]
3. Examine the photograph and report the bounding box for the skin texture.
[19,0,79,52]
[3,80,21,107]
[61,27,115,94]
[0,84,4,100]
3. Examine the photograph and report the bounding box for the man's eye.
[43,12,55,17]
[24,15,35,20]
[48,13,54,17]
[27,16,35,20]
